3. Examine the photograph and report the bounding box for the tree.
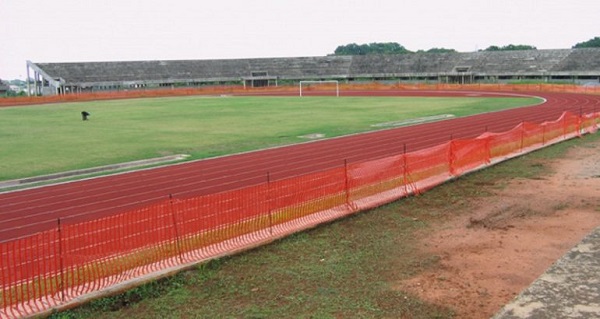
[333,42,412,55]
[572,37,600,48]
[484,44,537,51]
[484,45,501,51]
[425,48,457,53]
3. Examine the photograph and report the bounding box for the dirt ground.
[397,138,600,318]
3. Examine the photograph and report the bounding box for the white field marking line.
[371,114,455,127]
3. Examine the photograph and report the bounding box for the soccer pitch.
[0,95,540,181]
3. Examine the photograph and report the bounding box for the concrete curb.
[0,154,190,191]
[493,226,600,318]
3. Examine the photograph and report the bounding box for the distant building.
[25,48,600,96]
[9,85,22,93]
[0,80,10,95]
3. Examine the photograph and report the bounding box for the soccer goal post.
[299,80,339,97]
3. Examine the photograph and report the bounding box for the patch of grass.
[553,202,570,211]
[0,96,538,181]
[48,273,192,318]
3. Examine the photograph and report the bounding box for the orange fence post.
[448,139,455,176]
[520,122,525,152]
[542,124,546,145]
[402,144,409,196]
[169,194,184,264]
[57,218,65,302]
[267,172,273,235]
[563,112,568,139]
[344,160,351,208]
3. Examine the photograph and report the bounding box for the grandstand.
[27,48,600,95]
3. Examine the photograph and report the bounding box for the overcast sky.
[1,0,599,80]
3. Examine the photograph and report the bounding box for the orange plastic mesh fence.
[405,142,452,193]
[1,110,598,318]
[450,138,490,176]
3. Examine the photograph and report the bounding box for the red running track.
[1,90,599,241]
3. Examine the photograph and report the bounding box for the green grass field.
[0,95,540,181]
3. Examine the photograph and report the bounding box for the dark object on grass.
[81,111,90,121]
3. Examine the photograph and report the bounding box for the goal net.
[299,80,339,97]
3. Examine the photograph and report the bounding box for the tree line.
[332,37,600,56]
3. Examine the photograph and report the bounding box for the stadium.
[1,49,600,318]
[26,48,600,96]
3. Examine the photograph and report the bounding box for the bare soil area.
[397,139,600,318]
